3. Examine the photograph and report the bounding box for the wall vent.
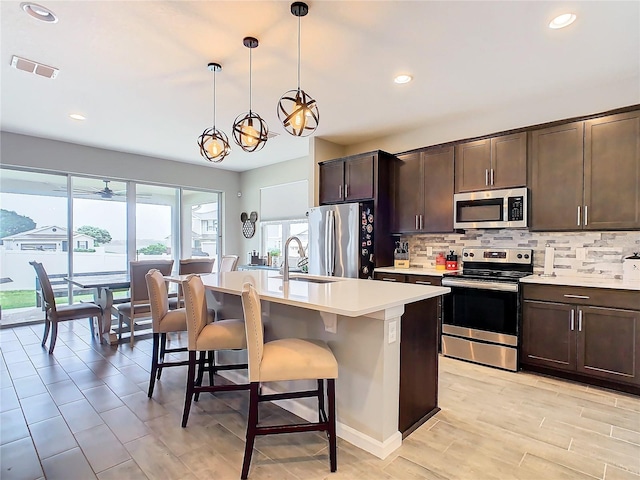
[10,55,59,79]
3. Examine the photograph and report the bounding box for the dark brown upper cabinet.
[454,132,526,193]
[529,110,640,231]
[319,152,374,204]
[392,146,454,233]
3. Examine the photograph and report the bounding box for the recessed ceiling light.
[69,114,86,121]
[20,2,58,23]
[394,74,413,84]
[549,13,576,29]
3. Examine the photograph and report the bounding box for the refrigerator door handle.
[324,211,330,276]
[328,210,336,276]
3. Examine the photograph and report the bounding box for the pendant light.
[197,62,231,163]
[277,2,319,136]
[232,37,269,152]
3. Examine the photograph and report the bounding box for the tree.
[0,209,36,238]
[138,243,167,255]
[77,225,112,246]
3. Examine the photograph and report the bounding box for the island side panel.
[399,297,440,436]
[211,291,402,447]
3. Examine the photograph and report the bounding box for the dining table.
[65,274,130,345]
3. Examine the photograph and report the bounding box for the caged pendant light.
[277,1,319,136]
[198,63,231,163]
[232,37,269,152]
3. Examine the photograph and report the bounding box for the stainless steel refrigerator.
[308,202,375,279]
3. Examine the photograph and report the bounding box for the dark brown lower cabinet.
[522,294,640,392]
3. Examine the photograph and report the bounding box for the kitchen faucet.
[282,235,305,283]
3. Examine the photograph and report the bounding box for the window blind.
[260,180,308,221]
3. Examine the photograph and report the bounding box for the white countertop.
[172,271,450,317]
[374,266,460,276]
[520,274,640,291]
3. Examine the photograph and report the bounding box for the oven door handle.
[441,278,519,292]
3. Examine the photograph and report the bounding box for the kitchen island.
[191,270,449,459]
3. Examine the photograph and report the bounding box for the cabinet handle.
[490,168,494,186]
[382,278,397,282]
[345,183,349,198]
[570,309,575,331]
[584,205,588,226]
[578,309,583,332]
[419,215,423,230]
[577,206,581,226]
[563,294,590,299]
[485,169,489,186]
[338,184,342,199]
[415,215,419,230]
[415,280,432,285]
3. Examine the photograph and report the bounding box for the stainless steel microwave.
[453,187,528,229]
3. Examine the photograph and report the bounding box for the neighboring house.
[0,225,95,251]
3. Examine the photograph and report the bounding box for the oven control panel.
[462,248,532,264]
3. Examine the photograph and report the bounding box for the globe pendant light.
[197,62,231,163]
[277,1,319,136]
[232,37,269,152]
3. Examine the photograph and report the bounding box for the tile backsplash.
[404,230,640,279]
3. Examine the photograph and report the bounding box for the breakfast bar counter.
[181,270,449,459]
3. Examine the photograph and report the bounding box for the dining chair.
[180,274,249,428]
[219,255,239,272]
[239,282,338,479]
[112,259,174,345]
[170,258,217,309]
[145,268,192,397]
[29,261,103,354]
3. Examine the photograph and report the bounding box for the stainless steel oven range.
[441,247,533,371]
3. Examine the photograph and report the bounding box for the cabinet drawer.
[522,284,639,310]
[373,272,406,283]
[406,275,441,286]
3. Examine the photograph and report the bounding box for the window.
[77,241,88,249]
[261,219,308,267]
[201,219,217,233]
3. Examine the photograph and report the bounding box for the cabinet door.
[423,146,455,232]
[454,139,491,193]
[577,306,640,385]
[345,154,374,201]
[521,301,576,371]
[491,132,527,189]
[319,161,344,204]
[584,111,640,230]
[392,152,423,232]
[529,122,584,231]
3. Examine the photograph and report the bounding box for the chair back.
[130,259,173,304]
[145,269,169,330]
[219,255,239,272]
[181,274,210,350]
[179,258,216,275]
[29,261,57,312]
[241,282,264,383]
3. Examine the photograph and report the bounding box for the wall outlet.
[388,321,397,344]
[576,247,586,261]
[427,247,433,256]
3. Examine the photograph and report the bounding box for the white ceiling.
[1,1,638,172]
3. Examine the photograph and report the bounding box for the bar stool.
[145,269,190,398]
[180,274,249,427]
[239,282,338,479]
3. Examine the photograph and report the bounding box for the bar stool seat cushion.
[114,302,151,317]
[156,308,188,333]
[195,319,247,351]
[259,338,338,383]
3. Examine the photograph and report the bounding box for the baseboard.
[218,370,402,459]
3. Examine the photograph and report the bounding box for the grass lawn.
[0,290,96,310]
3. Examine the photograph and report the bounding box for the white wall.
[238,156,310,259]
[0,132,242,257]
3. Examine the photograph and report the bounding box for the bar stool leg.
[328,379,337,472]
[157,333,167,379]
[148,333,160,397]
[241,382,260,480]
[208,350,215,387]
[194,351,206,402]
[182,351,197,428]
[317,379,326,422]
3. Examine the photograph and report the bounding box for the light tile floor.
[1,320,639,479]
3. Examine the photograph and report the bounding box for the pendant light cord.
[212,68,217,129]
[297,13,301,91]
[249,47,253,112]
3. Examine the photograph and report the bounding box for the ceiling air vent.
[10,55,59,79]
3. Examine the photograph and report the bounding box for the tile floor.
[1,319,639,479]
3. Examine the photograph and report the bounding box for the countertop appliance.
[441,247,533,371]
[453,187,528,229]
[308,202,375,279]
